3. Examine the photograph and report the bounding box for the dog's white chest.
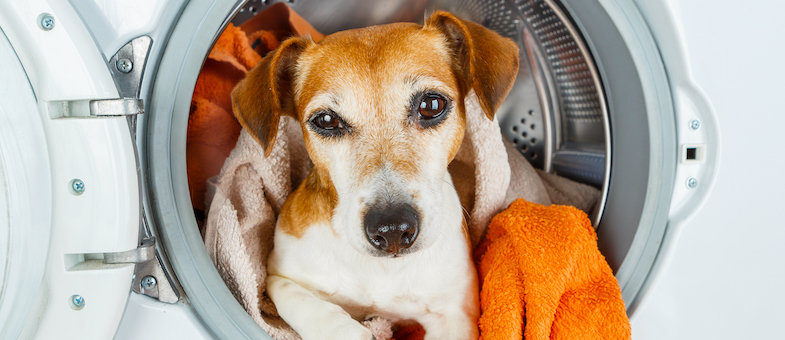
[265,173,480,340]
[269,222,471,322]
[266,177,474,324]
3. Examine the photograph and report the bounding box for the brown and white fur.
[231,11,519,340]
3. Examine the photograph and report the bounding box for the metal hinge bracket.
[48,98,144,118]
[49,36,151,119]
[104,236,156,264]
[131,217,181,303]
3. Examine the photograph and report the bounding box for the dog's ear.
[231,37,310,157]
[425,11,519,120]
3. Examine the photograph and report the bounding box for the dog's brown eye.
[309,110,349,137]
[419,95,446,119]
[412,92,451,128]
[315,112,339,129]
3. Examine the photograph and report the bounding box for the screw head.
[117,58,133,73]
[141,275,157,290]
[70,294,85,310]
[689,119,701,130]
[686,177,698,189]
[70,179,85,195]
[40,14,55,31]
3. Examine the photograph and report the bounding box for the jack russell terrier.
[231,11,518,340]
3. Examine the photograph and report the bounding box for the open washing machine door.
[0,25,52,339]
[4,0,723,338]
[0,0,147,338]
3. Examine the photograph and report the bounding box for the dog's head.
[232,11,518,257]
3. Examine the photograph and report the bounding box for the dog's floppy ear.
[231,37,310,157]
[425,11,519,120]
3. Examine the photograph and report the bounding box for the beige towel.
[203,94,599,339]
[449,92,552,247]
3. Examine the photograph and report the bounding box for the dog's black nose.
[363,204,420,255]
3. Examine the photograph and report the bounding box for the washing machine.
[1,0,783,339]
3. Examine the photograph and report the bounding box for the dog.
[230,11,518,340]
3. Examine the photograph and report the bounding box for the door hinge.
[104,236,156,264]
[50,36,151,119]
[48,98,144,118]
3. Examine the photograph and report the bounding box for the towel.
[475,199,630,340]
[196,6,606,339]
[450,92,552,247]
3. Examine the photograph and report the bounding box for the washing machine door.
[0,26,52,340]
[0,1,144,338]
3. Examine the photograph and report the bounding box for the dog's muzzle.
[363,203,420,255]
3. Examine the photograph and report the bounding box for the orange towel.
[187,3,324,211]
[475,199,630,340]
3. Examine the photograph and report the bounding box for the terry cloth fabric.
[474,199,631,340]
[449,92,552,248]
